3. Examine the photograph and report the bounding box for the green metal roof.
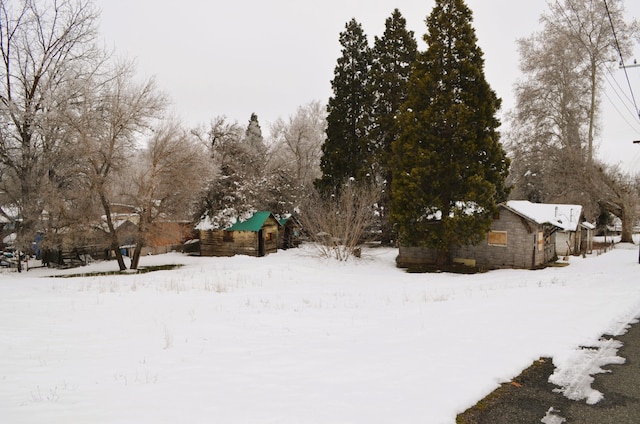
[278,217,287,226]
[226,211,275,232]
[278,215,300,226]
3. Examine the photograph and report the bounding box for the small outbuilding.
[580,221,596,254]
[278,215,302,250]
[200,211,280,257]
[507,201,589,257]
[397,200,583,271]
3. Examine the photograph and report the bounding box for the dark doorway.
[284,226,292,249]
[258,229,265,257]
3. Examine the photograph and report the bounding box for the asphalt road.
[457,318,640,423]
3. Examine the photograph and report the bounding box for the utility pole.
[622,58,640,261]
[635,137,640,263]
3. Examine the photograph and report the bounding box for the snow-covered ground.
[1,243,639,423]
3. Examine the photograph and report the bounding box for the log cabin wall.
[199,215,279,257]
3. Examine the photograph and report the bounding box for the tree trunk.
[620,205,634,243]
[99,192,127,271]
[109,238,127,270]
[587,58,597,166]
[130,214,149,270]
[130,242,143,270]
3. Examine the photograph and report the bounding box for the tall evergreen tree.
[242,112,267,179]
[316,19,373,194]
[244,112,264,148]
[391,0,510,262]
[370,9,418,243]
[370,9,418,177]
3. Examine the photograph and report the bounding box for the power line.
[604,66,640,123]
[603,80,640,132]
[603,0,640,121]
[604,83,634,127]
[549,0,640,127]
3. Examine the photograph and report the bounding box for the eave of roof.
[226,211,275,232]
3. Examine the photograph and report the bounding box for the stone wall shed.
[396,201,568,270]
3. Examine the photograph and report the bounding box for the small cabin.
[200,211,280,257]
[397,201,564,271]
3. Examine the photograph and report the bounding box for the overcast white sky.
[94,0,640,171]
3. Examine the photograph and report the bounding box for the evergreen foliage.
[370,9,418,178]
[243,113,267,179]
[316,19,374,194]
[369,9,418,242]
[245,112,265,148]
[198,114,301,229]
[390,0,510,259]
[198,116,263,228]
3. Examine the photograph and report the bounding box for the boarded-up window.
[223,231,234,242]
[537,231,544,252]
[488,231,507,246]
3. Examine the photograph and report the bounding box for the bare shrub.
[299,182,381,261]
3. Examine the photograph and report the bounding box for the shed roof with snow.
[505,200,583,232]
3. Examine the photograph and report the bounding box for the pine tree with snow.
[390,0,510,263]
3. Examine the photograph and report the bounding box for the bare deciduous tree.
[192,116,243,156]
[506,0,639,228]
[269,100,325,187]
[0,0,102,266]
[124,118,209,269]
[592,164,639,243]
[543,0,639,164]
[69,61,167,270]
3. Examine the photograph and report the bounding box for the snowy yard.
[1,243,640,423]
